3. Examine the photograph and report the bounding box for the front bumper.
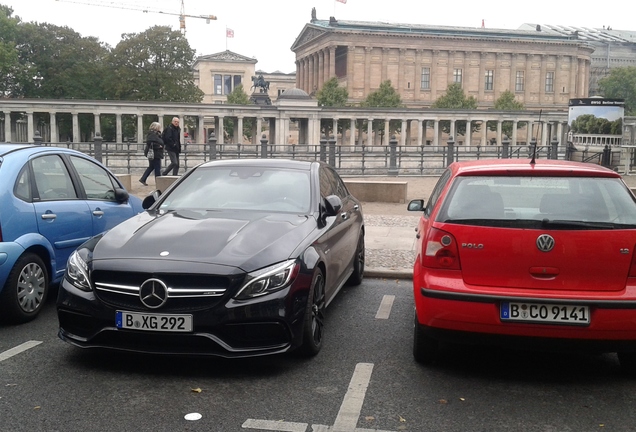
[57,275,312,358]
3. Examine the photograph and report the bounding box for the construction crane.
[54,0,217,35]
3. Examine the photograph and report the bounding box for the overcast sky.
[3,0,634,74]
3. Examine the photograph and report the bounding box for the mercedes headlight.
[66,250,91,291]
[234,260,299,300]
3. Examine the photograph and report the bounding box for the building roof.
[519,24,636,44]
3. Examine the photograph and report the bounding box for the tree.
[0,5,27,98]
[224,84,254,142]
[105,25,203,102]
[431,83,478,137]
[316,78,349,136]
[599,66,636,116]
[490,90,526,138]
[316,78,348,107]
[360,80,403,140]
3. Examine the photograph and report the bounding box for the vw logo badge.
[536,234,555,252]
[139,278,169,309]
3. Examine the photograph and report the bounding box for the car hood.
[92,209,315,272]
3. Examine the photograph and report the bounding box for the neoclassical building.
[291,12,595,109]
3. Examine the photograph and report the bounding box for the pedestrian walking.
[139,122,164,186]
[162,117,181,176]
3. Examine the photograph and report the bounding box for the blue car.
[0,144,143,323]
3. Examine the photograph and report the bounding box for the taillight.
[422,227,460,270]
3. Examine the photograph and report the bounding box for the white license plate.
[500,302,590,325]
[116,311,193,332]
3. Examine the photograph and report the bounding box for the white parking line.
[375,295,395,320]
[243,362,396,432]
[0,341,42,362]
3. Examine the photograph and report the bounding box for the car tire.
[296,268,326,357]
[618,352,636,376]
[0,253,49,324]
[347,232,365,286]
[413,311,439,364]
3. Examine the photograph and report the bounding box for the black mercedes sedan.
[57,159,365,358]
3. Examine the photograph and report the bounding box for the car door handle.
[41,213,57,220]
[92,210,104,217]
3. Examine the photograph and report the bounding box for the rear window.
[437,176,636,228]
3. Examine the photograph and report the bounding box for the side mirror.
[142,190,162,210]
[323,195,342,217]
[113,188,129,204]
[407,199,425,212]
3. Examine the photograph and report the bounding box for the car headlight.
[234,260,299,300]
[66,250,91,292]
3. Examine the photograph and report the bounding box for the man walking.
[162,117,181,176]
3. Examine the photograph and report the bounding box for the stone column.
[449,120,456,141]
[384,119,390,146]
[401,119,407,145]
[27,111,34,143]
[512,120,518,145]
[308,55,315,94]
[329,46,336,80]
[578,58,586,97]
[72,112,80,143]
[94,113,101,139]
[481,120,488,145]
[541,121,549,146]
[296,60,301,88]
[364,47,372,95]
[3,111,11,142]
[569,56,577,97]
[50,112,58,143]
[332,118,338,143]
[510,54,517,93]
[217,116,224,145]
[527,121,535,142]
[422,120,428,145]
[367,118,373,146]
[237,116,244,144]
[465,120,471,146]
[256,117,263,144]
[496,120,503,145]
[398,48,406,92]
[116,113,122,143]
[415,49,423,101]
[447,51,455,84]
[539,55,547,104]
[198,115,205,144]
[347,46,355,96]
[137,115,144,143]
[349,118,356,146]
[415,119,422,146]
[433,119,439,146]
[318,50,324,90]
[479,52,487,100]
[431,50,439,98]
[381,48,389,83]
[525,54,533,104]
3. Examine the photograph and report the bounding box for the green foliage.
[431,83,478,137]
[224,84,254,142]
[571,114,623,135]
[105,25,203,102]
[316,78,348,107]
[361,80,403,108]
[599,66,636,116]
[489,90,526,137]
[0,6,29,97]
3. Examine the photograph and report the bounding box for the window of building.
[224,75,232,95]
[485,70,494,91]
[214,74,222,95]
[545,71,554,93]
[515,71,524,92]
[233,75,242,89]
[453,68,462,84]
[421,67,430,89]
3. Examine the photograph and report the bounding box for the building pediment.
[290,25,328,51]
[194,50,257,65]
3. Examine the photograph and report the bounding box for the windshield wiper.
[540,219,616,230]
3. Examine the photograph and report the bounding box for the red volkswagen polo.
[408,159,636,372]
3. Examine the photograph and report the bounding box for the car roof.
[199,158,314,170]
[0,143,35,156]
[449,158,622,179]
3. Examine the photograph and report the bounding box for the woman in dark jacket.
[139,122,164,186]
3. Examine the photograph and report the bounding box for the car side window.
[69,156,118,201]
[14,166,33,202]
[425,169,451,216]
[32,155,78,201]
[329,168,349,200]
[319,166,337,197]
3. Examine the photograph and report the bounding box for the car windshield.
[437,176,636,229]
[158,166,311,214]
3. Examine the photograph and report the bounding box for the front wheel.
[296,269,326,357]
[0,253,49,324]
